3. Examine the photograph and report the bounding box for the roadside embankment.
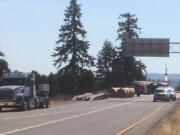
[147,99,180,135]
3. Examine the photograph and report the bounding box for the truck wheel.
[40,101,46,109]
[22,101,28,111]
[45,100,49,108]
[153,99,156,102]
[0,107,2,112]
[35,101,39,109]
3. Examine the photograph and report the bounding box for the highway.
[0,94,179,135]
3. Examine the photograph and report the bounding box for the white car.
[168,87,176,101]
[153,87,170,102]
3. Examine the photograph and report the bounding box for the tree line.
[0,0,147,96]
[51,0,146,95]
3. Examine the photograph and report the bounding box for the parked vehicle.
[0,72,50,111]
[168,87,176,101]
[153,87,170,102]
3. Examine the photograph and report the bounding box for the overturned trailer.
[134,81,158,94]
[133,81,166,94]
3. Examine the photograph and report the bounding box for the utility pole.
[164,64,168,83]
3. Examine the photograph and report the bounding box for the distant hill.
[147,73,180,88]
[147,73,180,80]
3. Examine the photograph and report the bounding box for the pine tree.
[0,51,10,77]
[117,13,141,39]
[96,40,116,79]
[48,73,59,96]
[96,40,116,88]
[116,12,146,85]
[0,51,4,57]
[52,0,94,76]
[78,69,95,93]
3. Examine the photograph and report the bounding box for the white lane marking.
[0,98,146,121]
[1,107,101,120]
[133,98,145,102]
[0,102,132,135]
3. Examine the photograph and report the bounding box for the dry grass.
[148,106,180,135]
[50,95,73,105]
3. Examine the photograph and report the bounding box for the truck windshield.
[15,88,23,96]
[2,78,26,86]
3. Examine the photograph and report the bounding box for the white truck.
[0,72,50,111]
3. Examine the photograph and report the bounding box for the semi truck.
[0,72,50,111]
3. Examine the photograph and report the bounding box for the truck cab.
[0,72,50,111]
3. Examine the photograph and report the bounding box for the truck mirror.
[22,89,25,93]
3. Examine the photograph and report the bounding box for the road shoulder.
[121,100,177,135]
[146,99,180,135]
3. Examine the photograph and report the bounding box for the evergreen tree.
[111,46,126,87]
[96,40,116,88]
[96,40,116,79]
[58,71,78,94]
[0,51,4,57]
[0,51,10,77]
[48,73,60,96]
[78,69,95,93]
[52,0,94,76]
[116,12,146,85]
[117,13,141,39]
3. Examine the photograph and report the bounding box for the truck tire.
[22,100,28,111]
[40,100,46,109]
[43,100,47,108]
[35,100,39,109]
[0,107,2,112]
[45,100,49,108]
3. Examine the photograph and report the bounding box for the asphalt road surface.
[0,94,179,135]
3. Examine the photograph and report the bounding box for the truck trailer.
[0,72,50,111]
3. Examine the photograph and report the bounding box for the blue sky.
[0,0,180,75]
